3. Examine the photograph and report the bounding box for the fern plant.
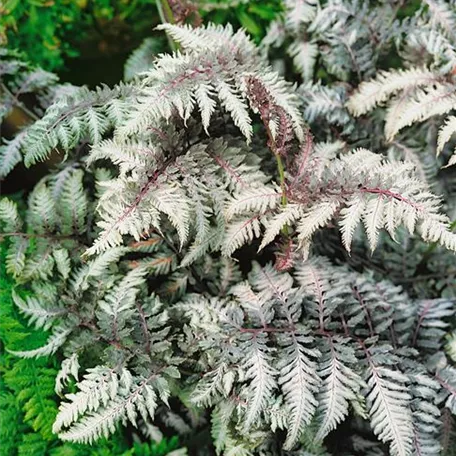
[0,237,186,456]
[1,9,456,456]
[262,0,456,300]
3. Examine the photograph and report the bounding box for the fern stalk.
[1,82,39,122]
[156,0,178,51]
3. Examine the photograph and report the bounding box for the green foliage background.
[0,0,282,76]
[0,0,159,71]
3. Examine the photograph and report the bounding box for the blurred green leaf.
[238,8,262,36]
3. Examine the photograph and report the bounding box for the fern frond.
[8,326,71,358]
[22,84,135,167]
[437,115,456,166]
[259,204,301,251]
[412,299,455,351]
[58,169,88,235]
[296,199,340,247]
[58,378,158,443]
[27,182,57,234]
[278,328,319,450]
[191,363,230,407]
[71,247,128,292]
[3,357,59,442]
[409,371,441,456]
[5,237,28,278]
[53,249,71,280]
[0,198,22,232]
[0,130,27,178]
[55,354,80,396]
[347,67,440,117]
[124,37,164,81]
[52,366,120,433]
[385,86,456,141]
[365,347,413,456]
[241,332,277,431]
[314,336,363,441]
[87,179,190,255]
[289,41,318,82]
[301,82,351,128]
[229,148,456,256]
[12,290,66,330]
[222,216,262,257]
[426,0,456,37]
[225,186,281,221]
[435,366,456,415]
[119,24,303,143]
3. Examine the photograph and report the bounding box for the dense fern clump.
[0,241,187,456]
[2,2,456,456]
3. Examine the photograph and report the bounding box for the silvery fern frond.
[57,371,160,443]
[384,86,456,142]
[226,148,456,257]
[118,23,304,142]
[0,199,28,278]
[12,290,67,331]
[53,248,71,280]
[8,325,72,358]
[426,0,456,38]
[0,198,22,232]
[283,0,318,33]
[437,116,456,167]
[124,37,165,81]
[314,336,364,441]
[52,366,123,434]
[277,328,320,450]
[22,83,135,167]
[408,371,442,456]
[346,67,442,118]
[241,332,278,431]
[87,137,268,257]
[55,354,80,396]
[289,41,318,82]
[0,130,26,178]
[436,365,456,415]
[348,66,456,166]
[0,167,92,283]
[70,246,129,292]
[412,299,455,351]
[387,140,441,189]
[300,82,352,131]
[0,50,77,176]
[364,347,414,456]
